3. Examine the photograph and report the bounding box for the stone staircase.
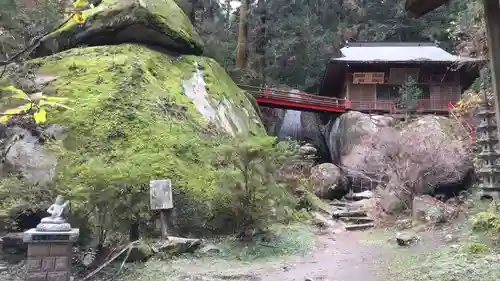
[330,192,375,231]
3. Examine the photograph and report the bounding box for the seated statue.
[37,195,71,231]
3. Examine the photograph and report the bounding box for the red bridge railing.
[238,85,462,116]
[238,85,348,113]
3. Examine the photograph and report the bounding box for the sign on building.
[353,72,385,84]
[149,179,173,210]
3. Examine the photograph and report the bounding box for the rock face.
[33,0,204,58]
[324,111,394,164]
[310,163,347,199]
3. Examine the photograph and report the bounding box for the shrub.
[472,201,500,237]
[210,135,300,236]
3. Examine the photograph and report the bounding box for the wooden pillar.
[484,0,500,137]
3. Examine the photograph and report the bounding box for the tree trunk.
[255,0,267,84]
[235,0,249,69]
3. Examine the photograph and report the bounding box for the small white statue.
[41,195,69,223]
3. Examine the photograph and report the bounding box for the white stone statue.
[37,195,71,231]
[41,195,69,223]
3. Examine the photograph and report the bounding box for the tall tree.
[235,0,250,69]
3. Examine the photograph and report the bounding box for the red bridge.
[239,84,475,142]
[239,85,348,113]
[239,84,459,114]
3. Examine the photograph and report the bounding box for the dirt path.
[247,231,396,281]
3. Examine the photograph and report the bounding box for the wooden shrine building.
[319,42,482,114]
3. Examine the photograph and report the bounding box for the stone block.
[50,244,71,256]
[28,244,51,257]
[26,272,47,281]
[54,257,69,271]
[26,258,42,272]
[41,257,55,271]
[47,271,68,281]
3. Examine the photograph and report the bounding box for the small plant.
[0,85,71,124]
[397,77,423,121]
[472,201,500,237]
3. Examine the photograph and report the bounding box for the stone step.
[338,216,374,224]
[330,201,349,207]
[345,223,375,231]
[332,210,367,218]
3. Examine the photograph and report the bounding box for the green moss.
[34,0,203,58]
[8,44,264,235]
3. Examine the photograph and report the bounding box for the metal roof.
[332,42,468,63]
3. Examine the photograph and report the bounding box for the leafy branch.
[0,86,72,124]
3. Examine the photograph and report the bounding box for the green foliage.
[193,0,468,89]
[397,77,423,112]
[472,202,500,239]
[212,135,300,234]
[466,242,489,254]
[0,85,71,124]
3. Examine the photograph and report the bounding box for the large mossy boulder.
[32,0,204,58]
[0,44,264,234]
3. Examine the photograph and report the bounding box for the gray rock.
[413,195,453,224]
[299,144,317,155]
[199,244,222,254]
[312,212,335,228]
[156,236,202,255]
[378,189,408,215]
[119,241,154,262]
[42,124,67,141]
[310,163,347,199]
[3,127,57,186]
[396,232,419,246]
[324,111,393,164]
[394,219,413,230]
[346,190,374,200]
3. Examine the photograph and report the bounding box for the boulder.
[198,243,222,254]
[2,127,57,186]
[299,143,317,156]
[1,44,264,233]
[32,0,204,58]
[413,195,455,224]
[378,188,409,215]
[120,241,155,262]
[156,236,202,255]
[310,163,347,199]
[396,232,419,246]
[324,111,393,164]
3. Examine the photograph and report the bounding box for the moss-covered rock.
[33,0,204,58]
[1,44,264,236]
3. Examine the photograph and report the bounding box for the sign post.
[149,179,173,240]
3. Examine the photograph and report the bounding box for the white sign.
[149,179,173,210]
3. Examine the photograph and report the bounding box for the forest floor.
[117,222,476,281]
[3,210,499,281]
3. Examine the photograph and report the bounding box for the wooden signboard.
[150,179,173,240]
[150,179,173,210]
[353,72,385,84]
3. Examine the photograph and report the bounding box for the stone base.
[478,190,500,200]
[36,223,71,232]
[23,229,79,243]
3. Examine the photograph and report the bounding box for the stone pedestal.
[23,229,79,281]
